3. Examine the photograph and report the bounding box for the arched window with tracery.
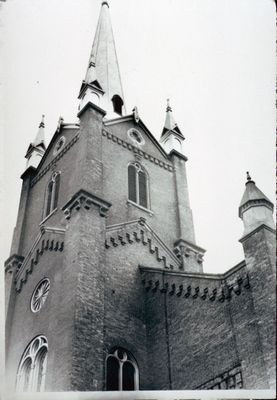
[16,336,48,392]
[128,163,149,209]
[44,172,60,219]
[106,348,139,391]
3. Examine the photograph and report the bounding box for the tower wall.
[240,226,276,389]
[102,119,180,248]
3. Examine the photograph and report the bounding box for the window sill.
[127,200,153,216]
[39,208,58,226]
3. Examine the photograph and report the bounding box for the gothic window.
[106,348,139,391]
[30,278,50,313]
[16,336,48,392]
[128,163,149,209]
[44,172,60,218]
[112,95,123,115]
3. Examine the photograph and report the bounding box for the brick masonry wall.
[143,271,240,389]
[5,242,77,391]
[65,205,107,391]
[240,226,276,389]
[102,119,189,250]
[104,238,164,390]
[6,108,275,392]
[18,127,79,258]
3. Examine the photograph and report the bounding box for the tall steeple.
[159,99,185,154]
[25,115,46,169]
[239,172,275,237]
[79,1,125,118]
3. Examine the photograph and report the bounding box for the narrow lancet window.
[128,163,149,209]
[44,172,60,219]
[112,95,123,115]
[106,348,139,391]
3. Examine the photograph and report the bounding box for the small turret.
[25,115,46,169]
[239,172,274,237]
[159,99,185,154]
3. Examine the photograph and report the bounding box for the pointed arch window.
[16,336,48,392]
[128,163,149,209]
[112,95,123,115]
[44,172,60,218]
[106,348,139,391]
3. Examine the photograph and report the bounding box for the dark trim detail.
[168,149,188,162]
[5,254,24,274]
[239,223,276,243]
[62,189,112,219]
[140,268,251,303]
[77,101,106,118]
[20,166,36,180]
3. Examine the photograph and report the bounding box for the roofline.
[104,113,170,160]
[239,224,276,243]
[139,259,247,281]
[30,122,80,176]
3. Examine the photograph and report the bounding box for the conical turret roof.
[161,100,184,138]
[25,115,46,157]
[32,115,46,148]
[239,172,273,218]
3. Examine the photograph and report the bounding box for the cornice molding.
[239,198,274,218]
[239,223,276,243]
[14,226,65,292]
[168,149,188,162]
[139,266,251,303]
[62,189,112,219]
[106,217,181,270]
[77,101,106,118]
[174,238,206,265]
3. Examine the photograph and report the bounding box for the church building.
[5,1,275,392]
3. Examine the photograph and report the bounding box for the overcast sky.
[1,0,275,274]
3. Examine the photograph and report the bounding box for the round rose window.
[53,136,66,155]
[127,128,145,146]
[31,278,50,313]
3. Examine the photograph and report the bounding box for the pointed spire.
[239,173,274,236]
[239,172,272,211]
[25,115,46,169]
[32,114,46,147]
[161,99,184,138]
[159,100,185,154]
[79,1,125,117]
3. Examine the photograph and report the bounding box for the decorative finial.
[39,114,45,128]
[246,171,255,184]
[166,98,172,112]
[102,1,109,7]
[132,106,140,123]
[57,116,64,132]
